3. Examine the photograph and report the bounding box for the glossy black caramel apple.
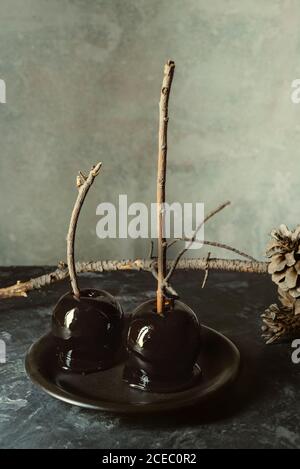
[52,288,123,373]
[123,299,202,392]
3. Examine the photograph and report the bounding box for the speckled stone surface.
[0,267,299,449]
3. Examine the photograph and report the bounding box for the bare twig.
[67,162,102,298]
[148,240,155,260]
[201,252,211,289]
[163,281,179,298]
[167,240,178,249]
[151,263,179,298]
[171,238,256,262]
[0,258,268,300]
[150,263,158,280]
[156,60,175,314]
[202,241,256,261]
[165,201,230,283]
[175,238,257,262]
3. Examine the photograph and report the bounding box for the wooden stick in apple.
[67,162,102,298]
[156,60,175,314]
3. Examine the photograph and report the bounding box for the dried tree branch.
[167,240,177,249]
[161,231,254,295]
[67,162,102,298]
[171,238,257,262]
[148,240,155,260]
[202,241,256,261]
[201,252,211,289]
[0,258,268,300]
[164,201,230,283]
[156,60,175,314]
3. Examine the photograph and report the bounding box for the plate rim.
[25,325,240,413]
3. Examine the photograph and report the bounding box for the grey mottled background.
[0,0,299,265]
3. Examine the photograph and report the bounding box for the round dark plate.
[25,325,240,413]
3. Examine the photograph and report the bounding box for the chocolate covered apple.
[123,299,201,392]
[51,163,123,373]
[52,288,123,372]
[123,61,202,392]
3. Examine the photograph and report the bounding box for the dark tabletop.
[0,267,299,449]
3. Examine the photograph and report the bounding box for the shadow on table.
[117,341,269,427]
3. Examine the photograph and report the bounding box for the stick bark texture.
[156,60,175,314]
[67,162,102,298]
[0,258,268,299]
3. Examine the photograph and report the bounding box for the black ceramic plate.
[25,325,240,413]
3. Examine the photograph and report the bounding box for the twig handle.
[157,60,175,314]
[67,162,102,298]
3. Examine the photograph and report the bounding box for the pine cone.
[277,288,300,313]
[267,224,300,301]
[261,303,300,344]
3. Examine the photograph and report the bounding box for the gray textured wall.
[0,0,299,265]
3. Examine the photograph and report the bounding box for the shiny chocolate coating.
[52,289,123,373]
[123,299,202,392]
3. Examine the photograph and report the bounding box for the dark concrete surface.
[0,267,299,449]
